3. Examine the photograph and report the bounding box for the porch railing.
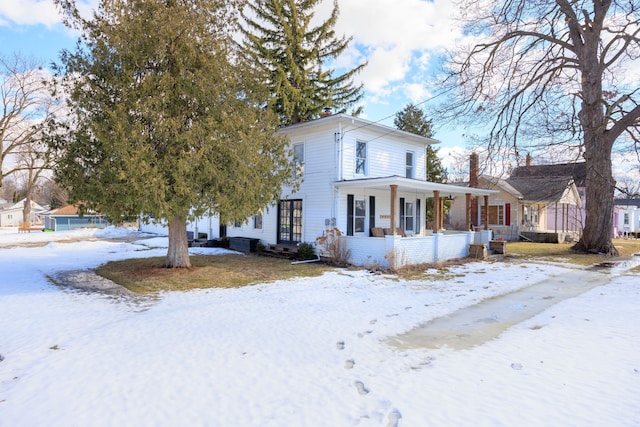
[342,230,492,269]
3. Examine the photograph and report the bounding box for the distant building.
[613,199,640,238]
[0,198,47,227]
[43,204,108,231]
[448,154,583,242]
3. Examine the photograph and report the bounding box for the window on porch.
[480,205,505,225]
[355,199,366,233]
[522,205,539,226]
[404,201,414,232]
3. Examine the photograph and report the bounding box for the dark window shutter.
[416,199,421,234]
[505,203,511,226]
[399,197,405,230]
[369,196,376,235]
[347,194,354,236]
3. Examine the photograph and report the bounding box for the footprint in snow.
[386,409,402,427]
[354,380,370,395]
[336,341,345,350]
[344,359,355,369]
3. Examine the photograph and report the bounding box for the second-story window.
[356,141,367,175]
[293,142,304,173]
[406,151,414,178]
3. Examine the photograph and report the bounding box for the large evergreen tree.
[240,0,366,125]
[394,104,447,183]
[51,0,297,268]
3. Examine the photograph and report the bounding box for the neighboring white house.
[613,199,640,238]
[0,198,47,227]
[141,114,496,267]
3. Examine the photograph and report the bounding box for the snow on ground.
[0,227,638,426]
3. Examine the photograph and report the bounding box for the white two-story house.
[224,114,496,268]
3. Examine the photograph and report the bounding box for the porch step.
[259,244,299,259]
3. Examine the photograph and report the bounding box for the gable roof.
[478,174,580,205]
[478,175,523,198]
[279,113,441,147]
[48,205,80,215]
[3,198,47,213]
[511,162,587,187]
[507,176,579,204]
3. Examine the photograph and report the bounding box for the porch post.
[390,185,398,236]
[465,193,471,230]
[440,197,445,230]
[483,195,489,230]
[433,190,440,233]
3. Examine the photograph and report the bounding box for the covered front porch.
[333,176,497,268]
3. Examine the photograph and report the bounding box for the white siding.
[339,126,428,180]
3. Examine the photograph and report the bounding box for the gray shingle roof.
[506,176,576,203]
[511,162,587,187]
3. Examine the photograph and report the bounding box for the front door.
[278,199,302,244]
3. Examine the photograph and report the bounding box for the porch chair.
[383,227,407,237]
[370,227,385,237]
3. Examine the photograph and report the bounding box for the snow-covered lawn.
[1,227,638,426]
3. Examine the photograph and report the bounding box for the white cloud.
[0,0,61,27]
[0,0,97,27]
[317,0,464,98]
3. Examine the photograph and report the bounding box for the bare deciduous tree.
[1,53,56,223]
[439,0,640,255]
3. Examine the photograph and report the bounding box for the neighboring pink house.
[509,156,586,237]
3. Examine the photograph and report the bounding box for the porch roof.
[333,176,498,197]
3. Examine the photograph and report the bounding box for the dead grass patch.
[95,254,332,294]
[506,239,640,266]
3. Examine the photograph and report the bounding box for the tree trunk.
[22,194,32,224]
[165,214,192,268]
[574,138,618,256]
[571,25,618,257]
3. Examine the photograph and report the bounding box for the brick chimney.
[469,152,479,188]
[526,153,532,167]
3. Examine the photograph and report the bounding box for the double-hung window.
[355,141,367,175]
[405,151,414,178]
[254,213,263,229]
[404,201,414,232]
[481,205,505,225]
[293,142,304,174]
[354,199,366,233]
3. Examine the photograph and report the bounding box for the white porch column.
[433,190,440,233]
[483,195,489,230]
[390,185,398,236]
